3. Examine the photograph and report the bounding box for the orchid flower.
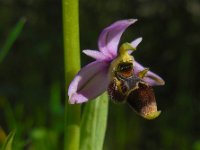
[68,19,165,119]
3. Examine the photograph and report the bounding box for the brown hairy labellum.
[108,61,161,119]
[127,83,160,119]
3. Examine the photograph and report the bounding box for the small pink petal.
[83,50,107,61]
[134,61,165,86]
[131,37,142,48]
[98,19,137,59]
[68,61,109,104]
[128,37,143,54]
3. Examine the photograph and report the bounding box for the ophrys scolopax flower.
[68,19,165,119]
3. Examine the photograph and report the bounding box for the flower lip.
[126,83,161,120]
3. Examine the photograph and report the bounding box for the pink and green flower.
[68,19,165,119]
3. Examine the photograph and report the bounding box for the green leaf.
[1,130,15,150]
[0,17,26,63]
[80,93,108,150]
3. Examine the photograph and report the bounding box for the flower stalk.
[62,0,80,149]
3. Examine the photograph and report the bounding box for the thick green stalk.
[62,0,80,149]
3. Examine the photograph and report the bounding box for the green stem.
[62,0,81,149]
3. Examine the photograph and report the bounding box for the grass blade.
[1,130,15,150]
[0,18,26,63]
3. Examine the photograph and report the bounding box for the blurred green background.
[0,0,200,149]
